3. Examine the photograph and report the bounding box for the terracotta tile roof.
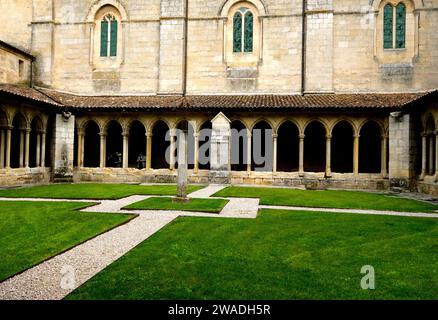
[2,85,435,111]
[39,88,184,110]
[184,92,433,110]
[0,84,61,106]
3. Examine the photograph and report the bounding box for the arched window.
[100,13,118,57]
[383,3,406,49]
[233,8,253,53]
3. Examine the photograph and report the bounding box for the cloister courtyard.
[0,183,437,300]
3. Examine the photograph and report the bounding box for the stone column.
[299,134,305,177]
[122,132,129,169]
[420,133,427,180]
[169,130,176,170]
[429,133,435,175]
[273,134,278,173]
[146,133,152,170]
[80,134,85,168]
[41,131,46,168]
[177,126,188,198]
[36,132,41,167]
[209,112,232,183]
[99,133,107,168]
[353,134,360,175]
[325,134,332,177]
[389,113,417,190]
[19,129,25,168]
[77,131,84,168]
[24,128,30,168]
[435,131,438,182]
[247,131,252,173]
[193,134,199,174]
[5,127,11,168]
[0,129,4,168]
[381,135,388,178]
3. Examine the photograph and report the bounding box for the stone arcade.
[0,0,437,194]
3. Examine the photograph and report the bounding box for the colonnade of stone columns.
[74,119,389,178]
[0,126,11,168]
[0,126,46,169]
[420,130,438,180]
[267,132,388,177]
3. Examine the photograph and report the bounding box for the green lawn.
[0,183,204,200]
[124,197,229,213]
[67,209,438,300]
[0,201,134,281]
[214,186,438,213]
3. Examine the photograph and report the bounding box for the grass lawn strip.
[213,186,438,213]
[0,183,204,200]
[66,209,438,300]
[0,201,135,281]
[124,197,229,213]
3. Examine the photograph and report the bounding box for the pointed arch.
[359,121,382,173]
[10,112,27,168]
[304,120,327,173]
[231,120,248,171]
[128,120,147,169]
[277,121,299,172]
[251,120,273,172]
[331,121,354,173]
[83,120,100,168]
[151,120,170,169]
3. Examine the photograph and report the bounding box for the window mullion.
[241,14,245,52]
[392,8,396,49]
[107,20,111,57]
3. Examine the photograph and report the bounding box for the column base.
[209,171,231,184]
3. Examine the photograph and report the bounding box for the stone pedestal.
[209,112,231,184]
[389,113,416,191]
[52,113,75,182]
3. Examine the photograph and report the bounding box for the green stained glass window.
[100,20,109,57]
[383,4,393,49]
[110,20,118,56]
[243,12,253,53]
[233,12,242,53]
[100,14,117,57]
[395,3,406,49]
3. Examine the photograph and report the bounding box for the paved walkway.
[0,184,437,300]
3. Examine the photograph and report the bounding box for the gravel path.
[187,184,227,198]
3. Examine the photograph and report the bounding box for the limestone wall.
[0,0,32,52]
[0,168,51,187]
[15,0,436,94]
[0,48,32,85]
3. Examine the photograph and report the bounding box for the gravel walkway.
[187,184,227,198]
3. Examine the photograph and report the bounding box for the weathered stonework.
[52,114,75,182]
